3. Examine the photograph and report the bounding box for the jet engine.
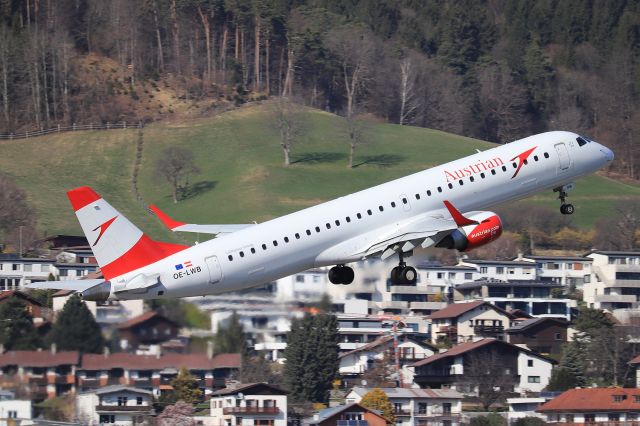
[81,281,112,302]
[436,211,503,252]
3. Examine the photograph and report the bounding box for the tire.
[401,266,417,284]
[328,267,341,284]
[564,204,575,215]
[341,267,354,284]
[391,266,402,284]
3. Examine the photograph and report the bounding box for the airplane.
[27,131,614,302]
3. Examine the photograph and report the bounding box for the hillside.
[1,104,639,242]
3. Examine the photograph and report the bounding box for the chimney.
[51,343,57,355]
[103,346,110,359]
[207,341,214,360]
[0,343,4,354]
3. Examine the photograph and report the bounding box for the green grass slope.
[1,104,638,242]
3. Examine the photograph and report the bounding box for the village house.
[507,317,568,357]
[210,383,288,426]
[409,338,555,395]
[346,387,463,426]
[428,301,514,344]
[303,403,387,426]
[518,254,593,289]
[76,385,154,426]
[116,311,180,352]
[583,250,640,311]
[537,388,640,423]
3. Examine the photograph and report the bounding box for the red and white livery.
[28,131,614,301]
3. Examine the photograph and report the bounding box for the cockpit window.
[576,136,588,147]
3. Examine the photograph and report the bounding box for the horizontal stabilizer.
[148,205,254,234]
[25,279,105,292]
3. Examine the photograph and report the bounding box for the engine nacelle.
[81,281,112,303]
[436,212,503,252]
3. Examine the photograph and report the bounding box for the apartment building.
[518,255,592,289]
[346,387,463,426]
[210,383,288,426]
[459,259,537,281]
[584,250,640,311]
[76,385,154,425]
[537,388,640,424]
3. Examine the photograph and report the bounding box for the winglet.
[148,205,187,230]
[443,200,478,227]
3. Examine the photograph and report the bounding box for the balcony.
[130,378,152,387]
[390,285,441,294]
[473,325,504,335]
[595,294,636,303]
[54,375,75,385]
[393,410,412,417]
[223,407,279,415]
[380,301,409,309]
[436,325,457,334]
[410,301,447,311]
[96,405,153,414]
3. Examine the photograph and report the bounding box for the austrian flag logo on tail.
[175,261,193,271]
[510,146,537,179]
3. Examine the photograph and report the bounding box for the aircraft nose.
[600,146,614,162]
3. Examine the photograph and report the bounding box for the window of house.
[609,413,620,422]
[634,395,640,403]
[137,397,143,405]
[496,267,504,274]
[555,333,562,340]
[465,273,473,280]
[584,414,595,423]
[418,402,427,414]
[527,376,540,383]
[527,359,533,367]
[480,267,488,273]
[99,415,115,424]
[296,275,304,283]
[613,395,625,403]
[117,396,128,406]
[11,264,19,271]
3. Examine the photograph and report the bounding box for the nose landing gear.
[328,265,354,285]
[554,184,575,215]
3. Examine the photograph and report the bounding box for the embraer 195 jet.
[28,131,614,302]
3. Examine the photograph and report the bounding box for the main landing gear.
[390,252,417,285]
[329,265,354,285]
[554,183,575,215]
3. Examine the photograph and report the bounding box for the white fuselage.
[109,131,613,300]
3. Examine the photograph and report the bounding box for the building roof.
[304,403,387,425]
[586,250,640,257]
[0,254,54,263]
[92,385,152,396]
[0,290,45,307]
[0,350,79,367]
[428,301,512,320]
[415,263,476,271]
[349,386,462,399]
[507,317,568,333]
[410,338,555,368]
[628,354,640,365]
[116,311,179,330]
[338,335,436,359]
[455,279,561,290]
[80,352,241,370]
[461,259,536,267]
[537,388,640,412]
[212,382,288,396]
[520,255,592,262]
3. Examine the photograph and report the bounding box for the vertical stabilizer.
[67,187,188,280]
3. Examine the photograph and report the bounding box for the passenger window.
[480,173,485,178]
[415,194,420,200]
[306,230,311,236]
[284,237,290,243]
[273,240,278,247]
[437,187,442,192]
[346,217,351,223]
[491,169,496,175]
[335,220,340,226]
[501,165,507,172]
[391,201,396,208]
[534,155,539,161]
[448,183,453,189]
[239,251,244,257]
[326,223,331,229]
[524,159,528,165]
[470,176,474,182]
[427,190,432,196]
[228,255,233,261]
[315,226,320,233]
[262,244,267,250]
[458,180,463,186]
[544,152,549,158]
[251,248,256,254]
[295,233,300,239]
[367,209,372,215]
[402,198,408,204]
[357,213,362,219]
[378,206,384,212]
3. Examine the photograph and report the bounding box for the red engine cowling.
[436,212,503,252]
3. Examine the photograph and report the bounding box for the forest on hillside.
[1,0,639,179]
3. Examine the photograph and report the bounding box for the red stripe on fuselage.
[67,186,101,211]
[100,235,189,280]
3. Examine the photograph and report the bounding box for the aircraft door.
[399,194,411,211]
[205,256,222,284]
[555,143,571,173]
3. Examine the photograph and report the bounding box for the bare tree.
[155,147,201,203]
[464,348,517,410]
[0,174,39,253]
[157,400,195,426]
[269,98,306,166]
[342,113,372,169]
[325,25,376,118]
[398,56,420,125]
[0,24,11,128]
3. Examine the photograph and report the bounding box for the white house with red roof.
[537,388,640,423]
[76,385,154,425]
[428,301,514,344]
[210,383,288,426]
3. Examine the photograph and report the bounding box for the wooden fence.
[0,121,143,140]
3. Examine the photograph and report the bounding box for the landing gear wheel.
[391,266,402,283]
[560,203,575,215]
[328,265,355,284]
[401,266,417,284]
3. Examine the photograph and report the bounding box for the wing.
[148,205,255,235]
[354,200,479,259]
[25,279,105,292]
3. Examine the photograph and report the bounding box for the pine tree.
[214,311,247,354]
[171,367,203,404]
[47,294,104,353]
[360,388,395,424]
[0,296,41,350]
